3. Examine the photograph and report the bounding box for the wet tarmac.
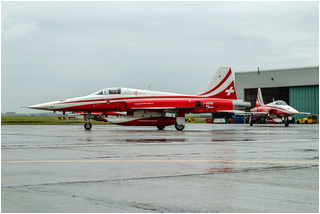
[1,124,319,213]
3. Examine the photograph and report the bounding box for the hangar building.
[235,66,319,120]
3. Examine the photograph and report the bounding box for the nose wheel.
[84,122,92,130]
[84,113,92,130]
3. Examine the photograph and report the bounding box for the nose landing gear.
[84,122,92,130]
[84,113,92,130]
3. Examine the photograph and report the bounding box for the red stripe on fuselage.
[55,95,231,106]
[253,106,293,116]
[56,95,202,105]
[53,96,234,113]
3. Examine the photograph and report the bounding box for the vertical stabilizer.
[198,67,237,100]
[255,88,265,107]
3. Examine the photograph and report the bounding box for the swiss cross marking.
[225,86,235,96]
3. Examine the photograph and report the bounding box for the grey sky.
[1,1,319,114]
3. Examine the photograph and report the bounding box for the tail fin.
[198,67,237,100]
[255,88,265,107]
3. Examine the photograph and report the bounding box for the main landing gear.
[249,114,254,126]
[84,113,92,130]
[156,123,185,131]
[175,123,185,131]
[175,112,185,131]
[284,117,289,127]
[156,112,185,131]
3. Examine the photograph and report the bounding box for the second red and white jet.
[249,88,307,127]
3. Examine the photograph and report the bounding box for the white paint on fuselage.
[265,102,299,115]
[28,88,190,111]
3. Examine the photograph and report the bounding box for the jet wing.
[128,106,207,114]
[122,98,238,114]
[232,111,268,115]
[218,110,251,114]
[129,107,206,110]
[124,99,207,112]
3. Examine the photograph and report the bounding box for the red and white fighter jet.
[249,88,303,127]
[28,67,251,131]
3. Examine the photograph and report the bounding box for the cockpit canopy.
[91,88,121,95]
[271,100,287,105]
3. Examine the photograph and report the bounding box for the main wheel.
[284,120,289,127]
[157,125,165,130]
[84,122,92,130]
[175,123,185,131]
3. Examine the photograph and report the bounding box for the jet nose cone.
[290,108,299,115]
[27,102,54,110]
[27,104,48,110]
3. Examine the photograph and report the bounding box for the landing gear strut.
[249,114,254,126]
[284,117,289,127]
[84,113,92,130]
[175,111,185,131]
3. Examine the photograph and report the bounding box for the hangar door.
[245,87,289,109]
[289,85,319,120]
